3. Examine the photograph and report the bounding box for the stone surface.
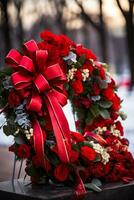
[0,180,134,200]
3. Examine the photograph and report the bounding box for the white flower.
[110,124,121,137]
[95,126,107,134]
[90,141,110,164]
[67,68,77,81]
[82,69,89,81]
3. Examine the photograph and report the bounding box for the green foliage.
[0,68,12,78]
[77,54,86,66]
[78,141,93,148]
[3,120,18,136]
[97,100,113,108]
[84,182,102,192]
[25,164,37,177]
[90,104,100,118]
[91,178,102,187]
[85,110,94,125]
[45,144,59,166]
[99,108,110,119]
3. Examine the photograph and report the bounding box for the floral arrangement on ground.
[0,30,134,197]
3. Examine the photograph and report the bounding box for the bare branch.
[116,0,127,19]
[75,0,100,31]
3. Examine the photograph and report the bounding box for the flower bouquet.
[0,30,134,197]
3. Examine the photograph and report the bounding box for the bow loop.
[11,72,32,90]
[19,56,35,73]
[23,40,39,58]
[45,64,66,81]
[34,73,50,93]
[5,49,22,68]
[36,50,48,71]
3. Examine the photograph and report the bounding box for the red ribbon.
[84,131,107,146]
[6,40,86,196]
[6,40,70,164]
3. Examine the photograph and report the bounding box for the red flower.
[8,90,20,107]
[115,121,124,136]
[81,97,92,108]
[92,83,100,95]
[74,70,82,80]
[108,78,115,88]
[81,146,96,161]
[82,62,93,75]
[111,94,121,111]
[98,66,105,80]
[70,149,79,163]
[54,163,69,182]
[9,144,16,153]
[76,44,97,60]
[40,30,57,43]
[90,162,105,177]
[72,80,83,94]
[103,88,114,100]
[121,138,129,146]
[71,131,85,142]
[17,144,31,158]
[110,111,118,120]
[95,62,106,79]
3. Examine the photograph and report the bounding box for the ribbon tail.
[33,118,50,172]
[45,92,71,163]
[74,171,86,198]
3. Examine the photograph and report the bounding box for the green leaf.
[85,111,94,125]
[99,80,108,89]
[3,123,17,136]
[72,143,80,152]
[85,183,102,192]
[99,108,110,119]
[78,141,93,148]
[78,54,86,66]
[98,100,113,108]
[91,179,102,187]
[90,105,100,118]
[25,165,37,177]
[0,68,12,78]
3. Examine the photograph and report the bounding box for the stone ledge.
[0,180,134,200]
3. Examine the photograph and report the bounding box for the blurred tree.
[13,0,24,46]
[50,0,67,34]
[75,0,108,62]
[0,0,11,54]
[116,0,134,89]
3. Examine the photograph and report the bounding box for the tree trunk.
[99,0,108,62]
[126,18,134,89]
[1,0,11,54]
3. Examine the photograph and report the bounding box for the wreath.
[0,30,134,196]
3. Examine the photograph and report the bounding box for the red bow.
[6,40,86,196]
[6,40,71,166]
